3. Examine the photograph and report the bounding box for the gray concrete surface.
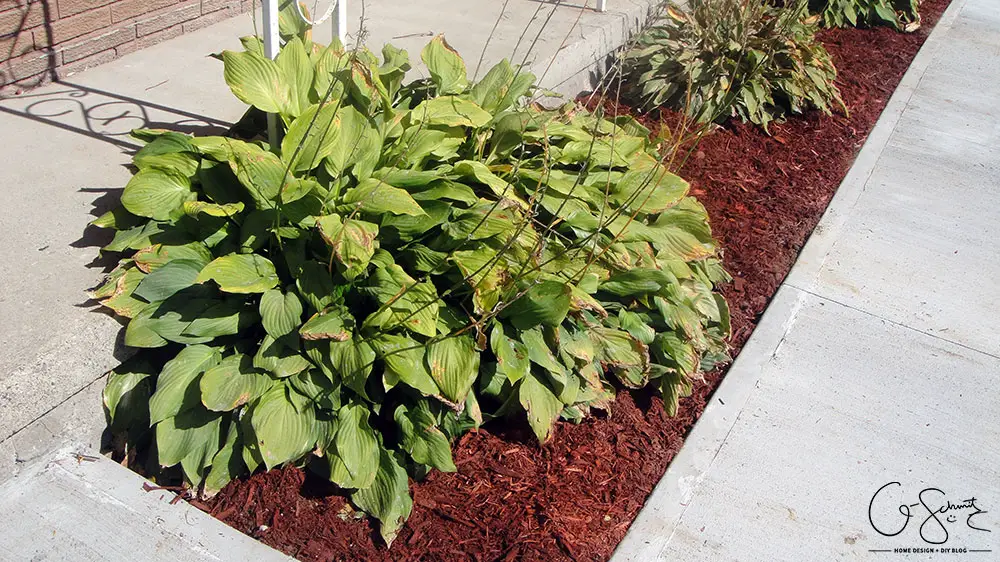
[0,0,653,459]
[613,0,1000,559]
[0,446,291,561]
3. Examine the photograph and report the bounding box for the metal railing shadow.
[0,81,234,151]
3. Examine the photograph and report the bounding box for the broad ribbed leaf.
[103,359,155,423]
[183,200,245,218]
[611,165,689,215]
[327,402,379,489]
[124,302,168,348]
[155,406,222,475]
[409,96,491,128]
[251,386,316,470]
[197,254,279,293]
[300,307,353,341]
[342,178,425,217]
[420,35,467,94]
[372,334,439,396]
[518,372,562,443]
[425,336,478,406]
[275,36,313,117]
[222,50,290,114]
[395,403,456,472]
[254,334,313,378]
[500,280,572,330]
[490,324,529,384]
[200,354,274,412]
[149,345,221,425]
[133,243,212,273]
[260,289,303,339]
[351,449,413,547]
[315,215,378,280]
[282,103,341,172]
[121,169,195,220]
[133,259,202,302]
[204,422,244,497]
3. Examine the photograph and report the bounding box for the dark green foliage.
[809,0,921,30]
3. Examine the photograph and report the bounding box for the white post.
[596,0,607,12]
[333,0,347,46]
[261,0,280,150]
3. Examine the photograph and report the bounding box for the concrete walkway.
[613,0,1000,559]
[0,1,652,559]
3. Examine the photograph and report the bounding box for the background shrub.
[93,29,729,544]
[624,0,844,131]
[808,0,920,30]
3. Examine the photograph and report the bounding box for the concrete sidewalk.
[613,0,1000,560]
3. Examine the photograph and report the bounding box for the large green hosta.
[93,28,729,545]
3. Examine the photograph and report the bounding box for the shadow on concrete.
[0,0,59,91]
[0,82,232,150]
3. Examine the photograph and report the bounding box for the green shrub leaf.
[420,35,467,94]
[222,50,291,114]
[351,449,413,547]
[260,289,304,339]
[518,372,562,443]
[121,169,195,221]
[426,336,478,406]
[251,385,316,470]
[149,345,221,425]
[200,354,274,412]
[196,254,279,294]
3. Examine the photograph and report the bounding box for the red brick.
[135,3,198,36]
[58,44,115,76]
[182,6,234,32]
[55,0,114,19]
[0,28,34,61]
[47,6,109,45]
[110,0,176,24]
[200,0,238,14]
[0,2,45,36]
[0,48,53,82]
[135,21,181,49]
[59,23,132,62]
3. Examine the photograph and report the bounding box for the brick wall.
[0,0,256,90]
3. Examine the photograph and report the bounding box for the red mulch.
[202,3,951,560]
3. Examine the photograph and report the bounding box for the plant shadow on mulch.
[202,2,952,559]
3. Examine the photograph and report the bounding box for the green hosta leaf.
[590,327,650,389]
[121,169,195,221]
[451,249,505,315]
[342,179,426,217]
[315,215,378,280]
[182,298,256,338]
[426,335,479,407]
[611,166,689,215]
[300,307,353,341]
[196,254,279,293]
[518,371,562,443]
[282,102,341,172]
[327,402,379,489]
[275,36,313,117]
[99,266,147,318]
[295,261,338,312]
[103,359,156,424]
[410,96,491,128]
[362,265,439,338]
[222,49,290,114]
[619,309,656,345]
[255,335,313,378]
[183,200,245,218]
[260,289,304,339]
[133,259,202,302]
[134,152,200,178]
[490,324,529,384]
[500,280,571,330]
[204,422,244,497]
[155,406,222,477]
[200,354,274,412]
[600,268,676,297]
[225,140,291,207]
[149,345,221,425]
[327,338,376,397]
[395,403,456,472]
[351,449,413,547]
[421,34,467,94]
[133,243,213,272]
[372,334,439,396]
[519,327,567,380]
[326,105,382,179]
[251,385,316,470]
[125,302,168,348]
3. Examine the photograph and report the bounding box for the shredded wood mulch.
[203,2,952,559]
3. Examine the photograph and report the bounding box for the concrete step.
[0,445,291,561]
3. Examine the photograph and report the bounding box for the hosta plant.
[809,0,920,30]
[624,0,844,131]
[92,29,729,545]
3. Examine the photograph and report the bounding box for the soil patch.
[203,3,952,559]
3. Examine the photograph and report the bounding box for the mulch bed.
[202,2,952,559]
